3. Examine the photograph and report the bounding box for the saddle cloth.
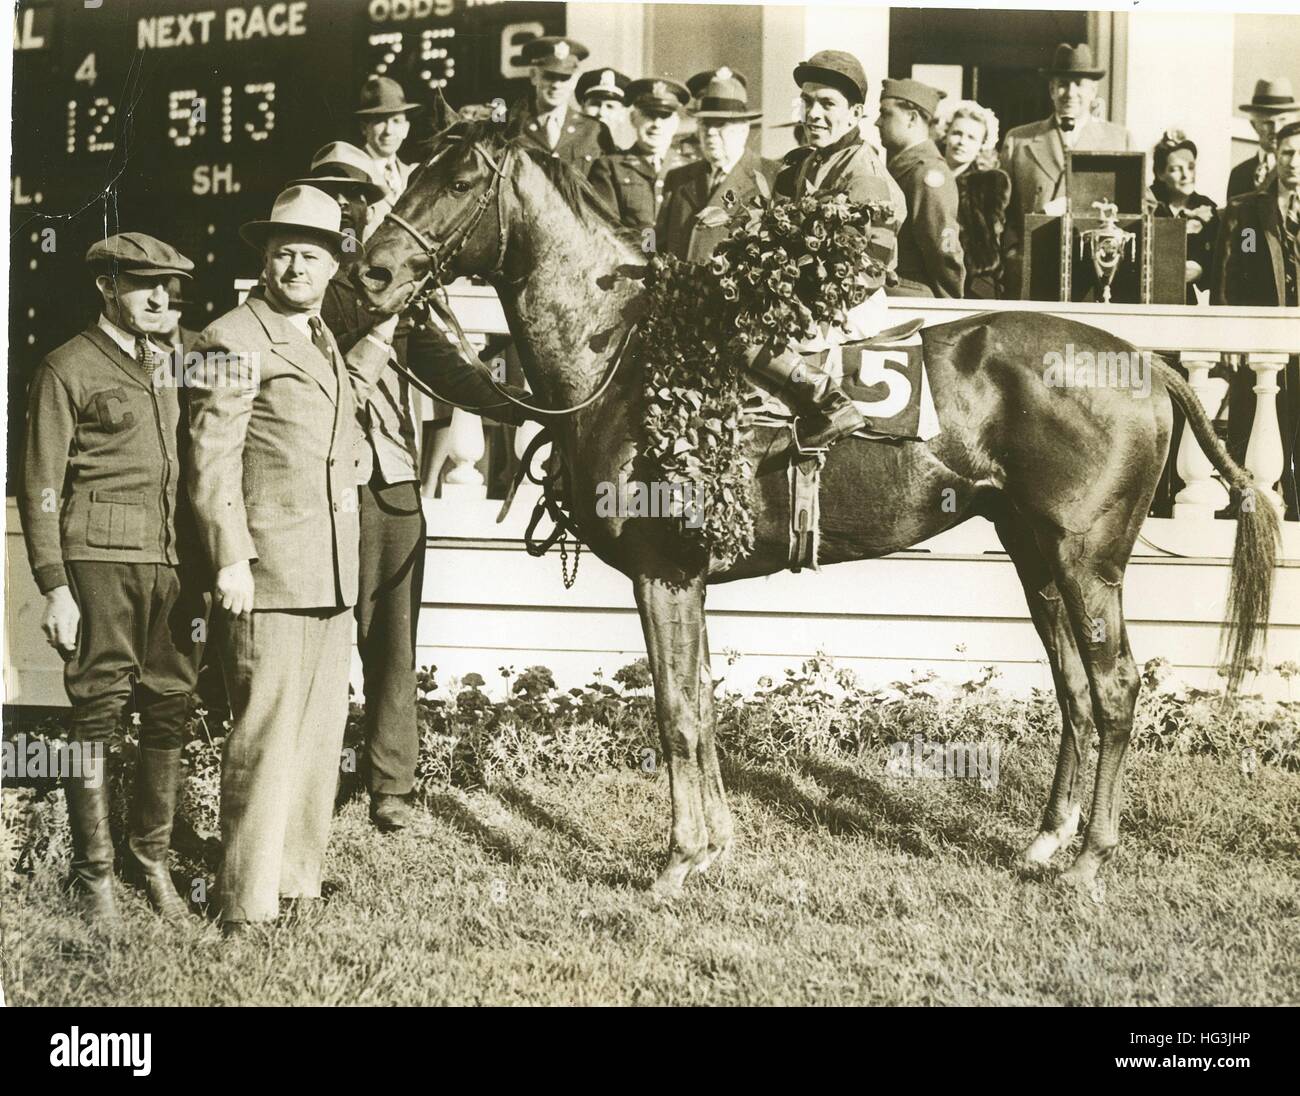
[744,289,941,442]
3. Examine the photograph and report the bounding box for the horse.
[354,118,1278,896]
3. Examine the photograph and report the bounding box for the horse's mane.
[432,120,642,242]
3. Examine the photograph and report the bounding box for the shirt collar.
[260,286,321,335]
[98,314,166,359]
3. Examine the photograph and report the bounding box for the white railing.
[422,284,1300,558]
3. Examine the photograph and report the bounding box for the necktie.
[545,111,562,149]
[134,335,160,372]
[308,316,336,366]
[384,160,403,200]
[1285,192,1300,238]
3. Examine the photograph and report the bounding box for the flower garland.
[638,184,897,567]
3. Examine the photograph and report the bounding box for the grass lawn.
[3,733,1297,1006]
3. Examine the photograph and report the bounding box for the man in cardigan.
[18,233,208,926]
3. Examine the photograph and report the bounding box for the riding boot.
[744,341,867,449]
[124,747,191,922]
[65,765,119,925]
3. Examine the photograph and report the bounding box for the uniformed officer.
[878,78,966,298]
[357,76,422,229]
[576,66,633,150]
[590,78,690,230]
[506,36,612,178]
[18,233,209,926]
[657,69,779,262]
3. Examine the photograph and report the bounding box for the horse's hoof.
[695,837,733,875]
[1022,833,1061,867]
[1059,855,1099,890]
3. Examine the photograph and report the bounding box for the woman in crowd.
[935,100,1011,298]
[1148,129,1219,305]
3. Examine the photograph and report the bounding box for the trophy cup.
[1078,200,1137,303]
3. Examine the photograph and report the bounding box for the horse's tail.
[1153,354,1280,694]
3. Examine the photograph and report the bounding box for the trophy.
[1078,200,1137,303]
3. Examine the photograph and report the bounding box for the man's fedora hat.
[85,232,194,279]
[1239,77,1300,115]
[240,185,348,251]
[289,142,386,203]
[1277,120,1300,143]
[880,78,946,121]
[793,50,869,105]
[577,67,629,103]
[627,77,690,116]
[693,68,762,122]
[355,75,422,117]
[688,67,749,100]
[521,36,589,77]
[1041,43,1106,80]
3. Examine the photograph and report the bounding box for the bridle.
[377,137,635,419]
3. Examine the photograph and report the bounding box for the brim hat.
[577,67,629,103]
[880,78,946,121]
[627,77,690,116]
[693,68,762,122]
[688,68,748,100]
[1277,120,1300,143]
[240,185,347,251]
[1239,77,1299,115]
[356,75,422,117]
[288,141,387,203]
[794,50,869,105]
[522,36,589,77]
[1041,43,1106,80]
[85,232,194,279]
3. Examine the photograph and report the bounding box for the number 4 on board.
[75,53,97,85]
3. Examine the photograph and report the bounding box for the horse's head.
[354,117,512,315]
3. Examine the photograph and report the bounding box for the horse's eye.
[450,180,472,195]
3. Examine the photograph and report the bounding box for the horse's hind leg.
[633,571,711,896]
[994,513,1089,864]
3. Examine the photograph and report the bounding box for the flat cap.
[85,232,194,279]
[880,78,946,120]
[521,36,589,76]
[627,77,690,115]
[794,50,869,104]
[687,67,748,100]
[577,67,630,103]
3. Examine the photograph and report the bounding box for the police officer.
[18,234,209,925]
[506,36,612,178]
[879,78,965,298]
[590,78,690,230]
[658,69,779,262]
[576,66,633,150]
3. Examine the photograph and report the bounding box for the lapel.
[888,140,926,183]
[624,152,657,184]
[1257,188,1288,302]
[710,149,757,206]
[247,296,338,404]
[514,99,551,152]
[1023,119,1065,193]
[80,324,154,393]
[676,161,712,214]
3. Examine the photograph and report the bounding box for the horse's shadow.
[724,752,1022,870]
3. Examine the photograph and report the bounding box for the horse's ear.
[429,88,462,137]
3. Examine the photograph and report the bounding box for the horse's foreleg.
[633,571,711,896]
[693,622,733,873]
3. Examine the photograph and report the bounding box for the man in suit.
[1000,43,1133,297]
[18,233,208,926]
[590,78,690,231]
[759,49,906,450]
[1212,121,1300,517]
[1227,78,1300,202]
[358,76,421,233]
[505,36,612,178]
[187,186,398,932]
[879,78,966,298]
[657,69,779,263]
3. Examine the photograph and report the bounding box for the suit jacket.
[506,98,612,178]
[774,130,907,283]
[19,324,189,593]
[365,157,416,240]
[887,138,965,298]
[1210,182,1297,306]
[590,150,672,230]
[1227,153,1275,203]
[1000,115,1133,286]
[656,149,781,263]
[187,294,390,611]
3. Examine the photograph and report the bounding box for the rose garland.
[639,185,897,567]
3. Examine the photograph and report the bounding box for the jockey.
[748,49,908,450]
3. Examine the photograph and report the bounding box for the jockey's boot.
[124,746,192,922]
[744,341,867,449]
[65,762,120,926]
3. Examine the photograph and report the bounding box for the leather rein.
[381,139,633,419]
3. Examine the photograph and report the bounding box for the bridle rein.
[378,138,633,419]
